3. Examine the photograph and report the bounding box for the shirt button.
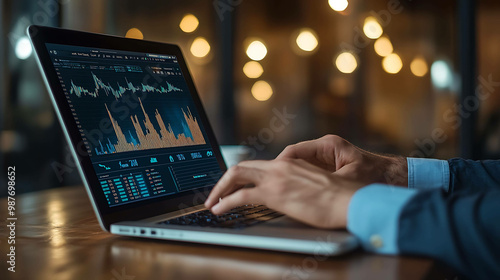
[370,235,384,248]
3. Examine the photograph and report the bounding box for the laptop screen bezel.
[28,25,227,230]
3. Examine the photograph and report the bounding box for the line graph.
[50,46,209,157]
[69,72,182,98]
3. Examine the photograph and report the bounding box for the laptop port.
[151,230,157,235]
[140,229,146,234]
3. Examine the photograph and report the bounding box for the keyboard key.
[158,205,283,229]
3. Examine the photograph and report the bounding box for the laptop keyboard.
[158,204,283,229]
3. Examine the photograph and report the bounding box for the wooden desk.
[1,186,455,280]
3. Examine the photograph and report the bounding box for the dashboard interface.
[46,43,223,207]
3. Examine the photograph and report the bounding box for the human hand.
[277,135,408,187]
[204,159,365,229]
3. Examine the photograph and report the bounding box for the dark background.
[2,0,500,195]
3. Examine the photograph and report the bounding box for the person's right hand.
[276,134,408,187]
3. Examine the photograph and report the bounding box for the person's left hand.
[204,159,365,229]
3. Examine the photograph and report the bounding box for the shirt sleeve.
[448,158,500,192]
[347,184,418,254]
[407,158,450,192]
[397,188,500,279]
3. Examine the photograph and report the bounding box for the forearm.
[347,185,500,279]
[381,155,408,186]
[398,189,500,279]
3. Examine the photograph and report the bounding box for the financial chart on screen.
[46,43,223,207]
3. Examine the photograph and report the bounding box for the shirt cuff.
[407,158,450,192]
[347,184,418,254]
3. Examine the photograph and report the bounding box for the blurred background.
[1,0,500,195]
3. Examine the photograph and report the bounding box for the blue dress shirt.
[347,158,449,254]
[347,158,500,279]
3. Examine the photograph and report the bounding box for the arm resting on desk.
[448,158,500,192]
[348,184,500,279]
[398,189,500,279]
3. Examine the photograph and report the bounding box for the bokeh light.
[374,36,393,57]
[363,17,383,39]
[190,37,211,58]
[296,29,319,52]
[246,40,267,61]
[335,52,358,74]
[410,56,428,77]
[125,28,144,40]
[243,61,264,78]
[328,0,349,12]
[431,60,453,89]
[251,80,273,101]
[179,14,199,33]
[15,37,32,60]
[382,53,403,74]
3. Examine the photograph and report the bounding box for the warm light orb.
[382,53,403,74]
[243,61,264,78]
[328,0,349,12]
[251,80,273,101]
[246,40,267,61]
[374,37,393,57]
[190,37,211,58]
[179,14,199,33]
[125,28,144,40]
[363,17,383,39]
[296,29,319,52]
[410,56,428,77]
[15,37,32,60]
[335,52,358,74]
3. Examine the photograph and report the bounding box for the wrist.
[329,177,363,228]
[331,189,355,229]
[383,156,408,187]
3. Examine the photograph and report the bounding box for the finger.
[206,161,272,208]
[276,140,318,160]
[219,184,245,200]
[334,164,368,183]
[210,188,262,214]
[236,160,274,170]
[334,165,355,177]
[205,165,263,208]
[238,159,328,183]
[290,158,329,172]
[277,141,333,171]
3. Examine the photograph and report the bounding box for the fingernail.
[205,199,212,208]
[211,203,220,213]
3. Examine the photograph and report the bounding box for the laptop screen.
[45,43,223,207]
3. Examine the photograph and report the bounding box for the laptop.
[28,25,357,255]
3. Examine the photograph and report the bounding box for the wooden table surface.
[0,186,454,280]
